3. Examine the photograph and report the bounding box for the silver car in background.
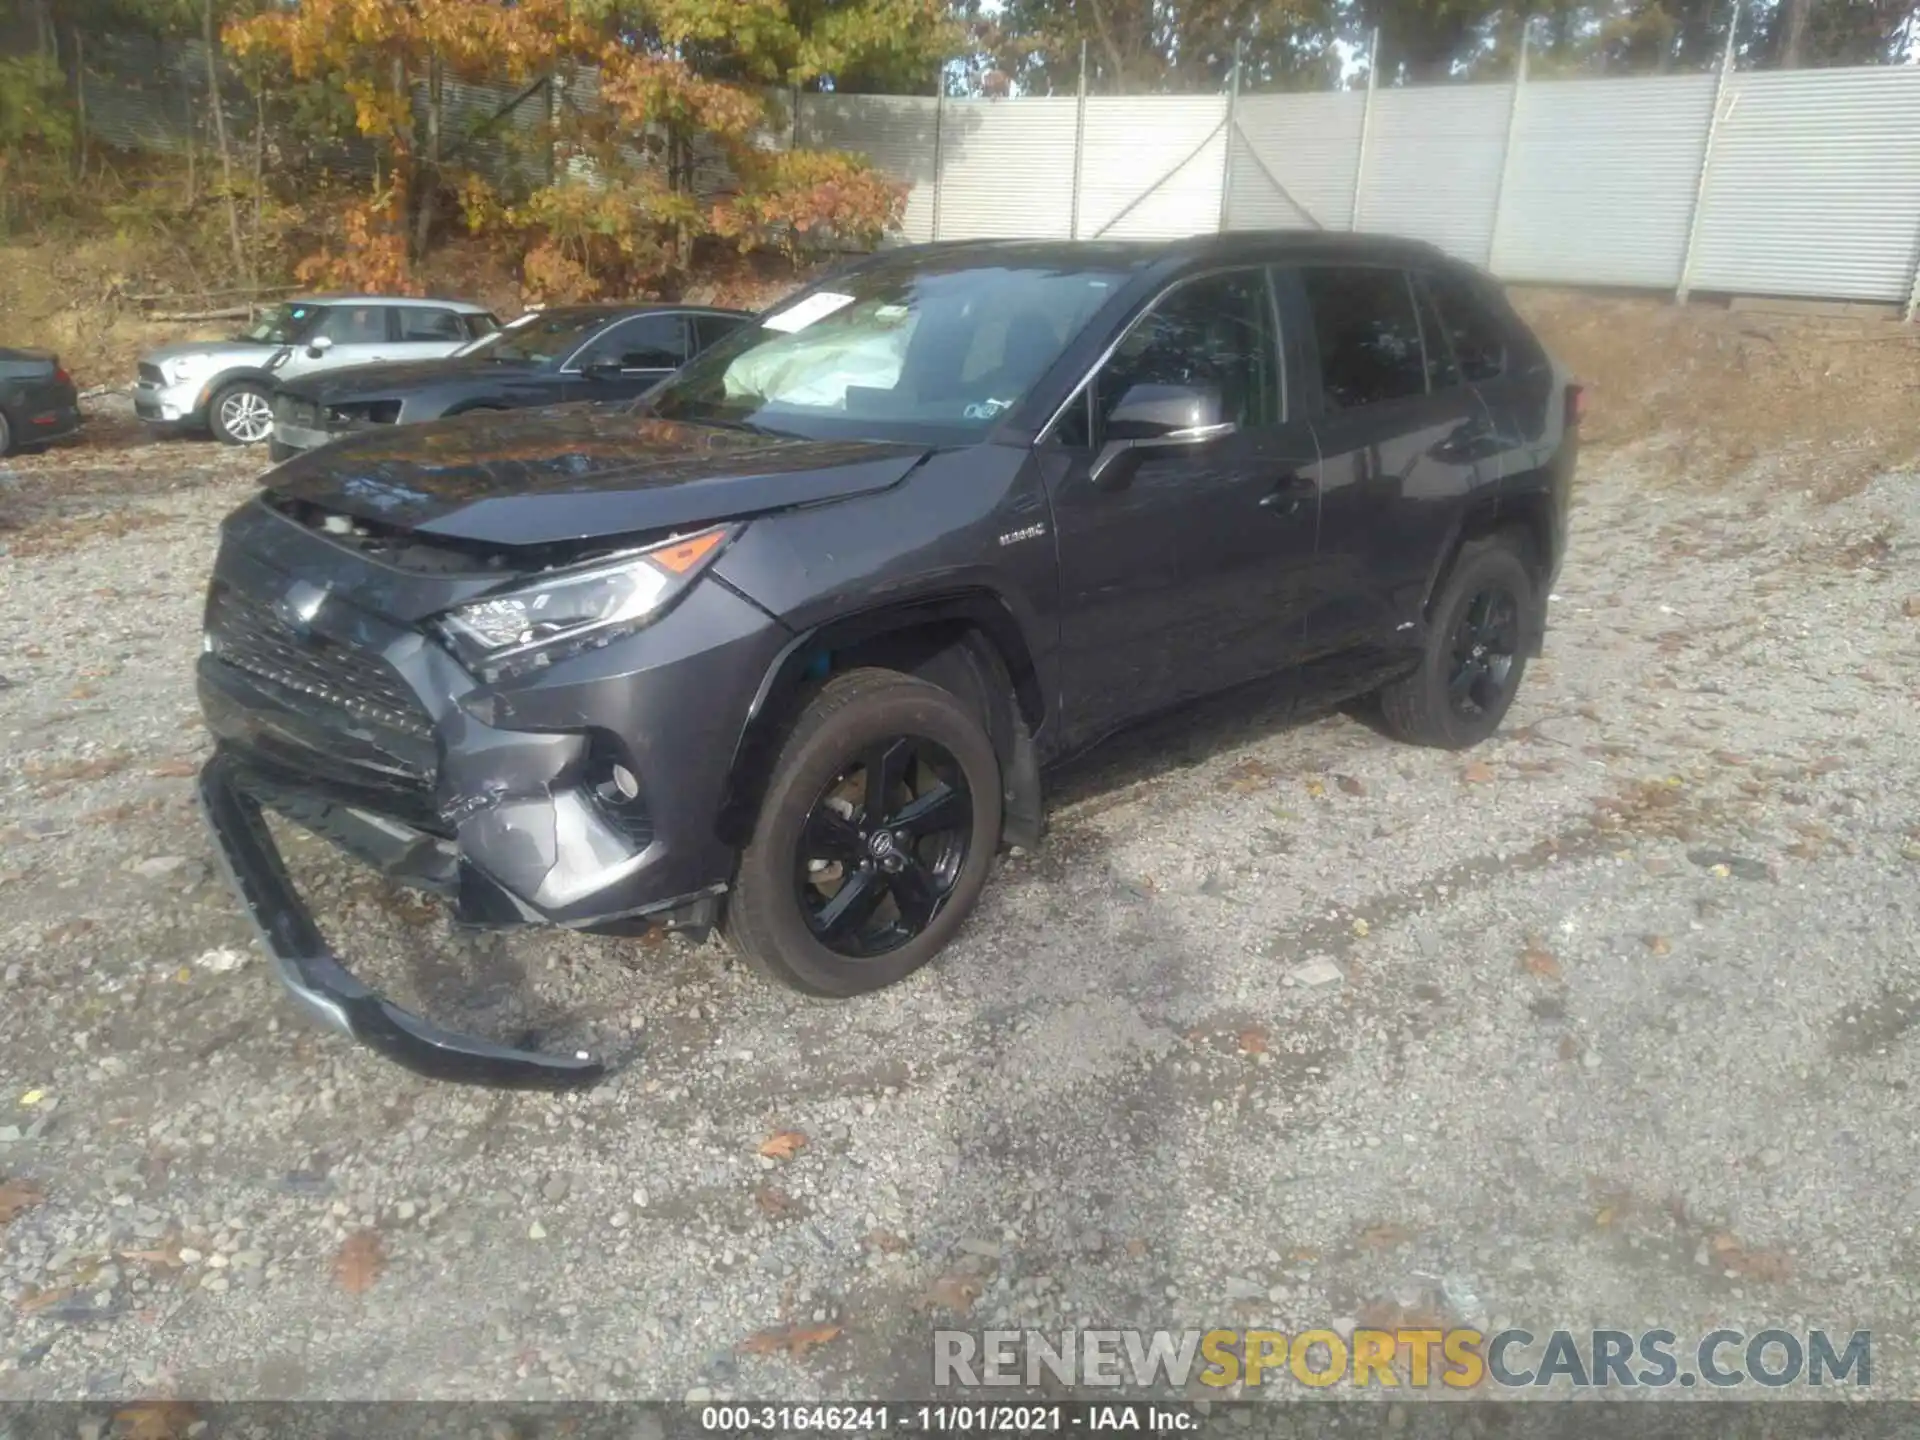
[133,295,498,445]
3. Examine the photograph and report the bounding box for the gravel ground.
[1,398,1918,1404]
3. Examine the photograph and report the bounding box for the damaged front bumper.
[198,751,609,1088]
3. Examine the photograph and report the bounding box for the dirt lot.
[2,294,1920,1404]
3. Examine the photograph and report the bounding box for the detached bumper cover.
[198,750,606,1089]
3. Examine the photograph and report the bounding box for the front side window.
[239,303,319,345]
[1298,266,1426,411]
[462,310,612,366]
[1420,268,1509,383]
[316,305,387,346]
[576,314,689,371]
[648,261,1124,443]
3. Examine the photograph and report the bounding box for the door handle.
[1259,475,1317,514]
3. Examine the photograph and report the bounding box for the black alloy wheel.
[794,736,973,959]
[1447,586,1520,719]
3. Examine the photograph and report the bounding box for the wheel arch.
[716,590,1048,853]
[1421,489,1555,656]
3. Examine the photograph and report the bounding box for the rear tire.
[210,381,273,446]
[1377,536,1536,749]
[725,668,1003,998]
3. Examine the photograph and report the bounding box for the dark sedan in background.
[268,303,750,461]
[0,347,82,455]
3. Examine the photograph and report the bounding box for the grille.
[138,362,164,384]
[205,584,434,745]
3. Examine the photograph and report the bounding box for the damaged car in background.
[267,303,750,461]
[194,233,1581,1086]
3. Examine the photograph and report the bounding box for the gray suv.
[134,295,498,445]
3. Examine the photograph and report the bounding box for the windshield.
[648,262,1123,442]
[238,303,320,345]
[459,310,608,365]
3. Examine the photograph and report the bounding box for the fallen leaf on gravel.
[0,1177,45,1224]
[113,1401,198,1440]
[1557,1035,1583,1061]
[1336,774,1366,796]
[333,1230,385,1294]
[42,918,95,943]
[754,1186,795,1218]
[67,684,98,701]
[1236,1027,1268,1054]
[1521,945,1563,979]
[1124,1239,1149,1259]
[1643,934,1672,955]
[118,1241,185,1270]
[1709,1232,1793,1282]
[739,1322,841,1360]
[1304,779,1327,798]
[757,1130,808,1161]
[16,1285,75,1315]
[1357,1222,1412,1251]
[147,758,200,778]
[26,752,131,783]
[865,1229,910,1254]
[922,1272,983,1313]
[1461,761,1496,784]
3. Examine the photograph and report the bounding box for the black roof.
[870,231,1454,273]
[513,302,750,322]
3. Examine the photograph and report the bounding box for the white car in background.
[133,295,499,445]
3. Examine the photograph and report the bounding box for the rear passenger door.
[1285,264,1497,659]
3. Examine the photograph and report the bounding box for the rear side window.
[466,313,501,340]
[694,314,748,351]
[1298,266,1425,411]
[577,314,690,371]
[1420,268,1509,383]
[394,307,466,342]
[315,305,387,345]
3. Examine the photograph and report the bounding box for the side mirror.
[1090,383,1236,487]
[305,335,334,359]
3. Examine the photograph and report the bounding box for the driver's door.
[279,304,393,381]
[1040,267,1322,742]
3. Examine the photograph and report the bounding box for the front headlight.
[162,355,208,385]
[435,524,736,681]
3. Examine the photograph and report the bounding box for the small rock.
[1759,1148,1784,1170]
[543,1176,569,1203]
[685,1387,714,1403]
[956,1238,1000,1259]
[396,1200,417,1221]
[1581,1050,1602,1071]
[131,855,189,879]
[1290,958,1344,988]
[0,1126,20,1143]
[528,1220,547,1240]
[178,1247,205,1264]
[202,1275,229,1293]
[195,947,249,973]
[1224,1276,1266,1301]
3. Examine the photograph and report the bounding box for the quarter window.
[1420,268,1510,383]
[1298,266,1426,411]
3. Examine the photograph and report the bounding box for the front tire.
[725,668,1003,998]
[0,410,12,456]
[209,381,274,446]
[1377,536,1536,749]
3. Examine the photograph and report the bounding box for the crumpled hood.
[262,404,929,548]
[281,356,536,402]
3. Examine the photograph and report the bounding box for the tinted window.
[464,313,500,340]
[1299,266,1425,410]
[694,314,748,351]
[1421,268,1509,383]
[394,307,466,343]
[1085,269,1279,442]
[316,305,387,346]
[468,309,610,365]
[577,314,689,371]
